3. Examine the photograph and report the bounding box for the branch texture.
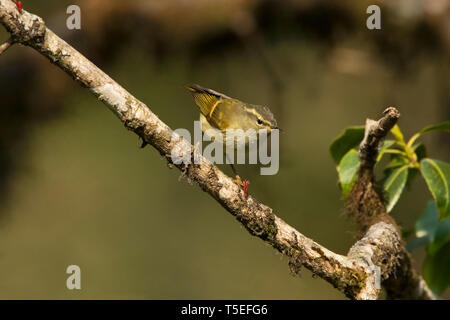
[359,107,401,169]
[0,36,12,55]
[0,0,434,300]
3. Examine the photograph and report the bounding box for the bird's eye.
[257,119,263,125]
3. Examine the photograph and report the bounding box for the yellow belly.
[200,114,258,147]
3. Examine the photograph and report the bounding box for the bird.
[186,84,279,186]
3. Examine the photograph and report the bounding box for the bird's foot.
[243,180,250,199]
[234,175,250,198]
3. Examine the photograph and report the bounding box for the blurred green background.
[0,0,448,299]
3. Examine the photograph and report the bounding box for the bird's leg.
[226,154,244,186]
[229,162,250,198]
[229,163,243,185]
[242,180,250,199]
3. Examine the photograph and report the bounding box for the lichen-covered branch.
[347,222,434,299]
[347,107,435,299]
[0,0,434,300]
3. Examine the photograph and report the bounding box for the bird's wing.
[186,84,232,117]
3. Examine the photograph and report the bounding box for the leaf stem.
[383,149,408,156]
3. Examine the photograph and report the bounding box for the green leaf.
[338,149,360,197]
[419,121,450,135]
[423,241,450,295]
[383,153,409,171]
[419,200,450,294]
[376,140,396,162]
[406,236,430,252]
[408,121,450,146]
[383,165,409,212]
[406,236,429,252]
[379,154,409,190]
[415,201,439,239]
[428,218,450,255]
[407,201,450,254]
[420,159,450,220]
[380,147,415,189]
[329,126,364,164]
[391,125,405,143]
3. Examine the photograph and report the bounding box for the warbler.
[186,84,279,183]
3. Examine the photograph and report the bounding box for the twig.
[0,36,13,55]
[0,0,434,300]
[359,107,400,169]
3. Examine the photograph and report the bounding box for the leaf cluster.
[330,121,450,295]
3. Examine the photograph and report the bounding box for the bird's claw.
[242,180,250,199]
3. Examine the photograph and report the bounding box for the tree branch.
[0,0,434,300]
[359,107,401,169]
[0,36,13,55]
[348,107,435,299]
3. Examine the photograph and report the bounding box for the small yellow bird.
[186,84,279,185]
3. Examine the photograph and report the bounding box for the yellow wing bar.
[208,100,221,119]
[186,85,227,118]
